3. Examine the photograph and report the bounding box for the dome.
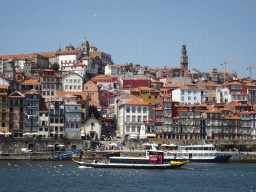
[82,37,89,45]
[67,43,73,48]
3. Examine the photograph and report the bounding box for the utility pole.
[220,59,236,84]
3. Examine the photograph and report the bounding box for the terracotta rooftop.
[21,79,41,85]
[123,99,150,106]
[0,85,9,89]
[58,50,77,55]
[25,90,40,94]
[56,91,89,100]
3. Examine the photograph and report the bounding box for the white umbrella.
[142,143,151,146]
[0,132,5,135]
[81,133,85,136]
[109,143,117,146]
[161,144,167,146]
[51,132,56,134]
[57,144,65,147]
[5,132,11,135]
[33,133,39,135]
[47,145,54,147]
[167,144,176,147]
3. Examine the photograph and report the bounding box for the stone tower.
[81,37,89,57]
[180,42,188,70]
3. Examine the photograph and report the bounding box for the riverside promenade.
[1,149,256,163]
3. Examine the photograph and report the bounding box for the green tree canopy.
[52,62,59,70]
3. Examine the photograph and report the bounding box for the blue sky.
[1,0,256,78]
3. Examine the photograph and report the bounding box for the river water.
[0,160,255,192]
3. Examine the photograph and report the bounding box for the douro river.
[0,160,255,192]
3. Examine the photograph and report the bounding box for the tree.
[52,62,59,70]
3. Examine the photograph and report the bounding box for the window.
[78,80,81,83]
[138,106,141,113]
[143,107,147,113]
[132,126,136,132]
[132,106,135,113]
[126,126,130,133]
[51,91,54,96]
[2,104,6,111]
[42,121,45,126]
[126,116,130,122]
[181,90,184,95]
[69,79,73,83]
[50,118,54,123]
[155,96,157,99]
[188,96,191,100]
[194,96,197,100]
[194,90,197,94]
[181,96,184,101]
[65,85,68,90]
[70,85,73,89]
[126,106,130,113]
[43,91,46,96]
[47,91,50,96]
[132,116,136,122]
[188,90,191,94]
[148,95,151,99]
[60,118,64,123]
[66,123,69,128]
[74,79,77,83]
[143,116,147,121]
[74,85,77,89]
[138,116,141,122]
[78,85,81,90]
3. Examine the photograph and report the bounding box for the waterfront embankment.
[1,150,256,163]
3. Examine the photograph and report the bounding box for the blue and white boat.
[164,144,232,163]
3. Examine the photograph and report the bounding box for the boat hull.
[164,154,232,163]
[76,161,188,169]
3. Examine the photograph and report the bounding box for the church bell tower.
[180,43,188,70]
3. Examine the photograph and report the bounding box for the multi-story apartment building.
[25,90,40,134]
[41,69,62,101]
[8,91,25,137]
[38,102,49,137]
[172,83,205,105]
[20,79,41,93]
[49,99,65,138]
[130,87,160,105]
[62,72,83,92]
[0,85,8,135]
[63,95,81,138]
[118,99,150,139]
[171,104,208,140]
[249,112,256,140]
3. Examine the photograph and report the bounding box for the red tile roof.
[123,99,150,106]
[21,79,41,85]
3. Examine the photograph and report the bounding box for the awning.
[47,145,54,147]
[57,144,65,147]
[146,133,156,138]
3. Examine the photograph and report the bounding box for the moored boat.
[164,144,232,163]
[75,150,189,169]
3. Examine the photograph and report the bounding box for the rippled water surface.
[0,161,255,192]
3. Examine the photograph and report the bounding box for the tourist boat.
[164,144,232,163]
[75,150,189,169]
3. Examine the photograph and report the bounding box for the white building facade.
[172,83,205,104]
[118,99,150,139]
[62,72,83,92]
